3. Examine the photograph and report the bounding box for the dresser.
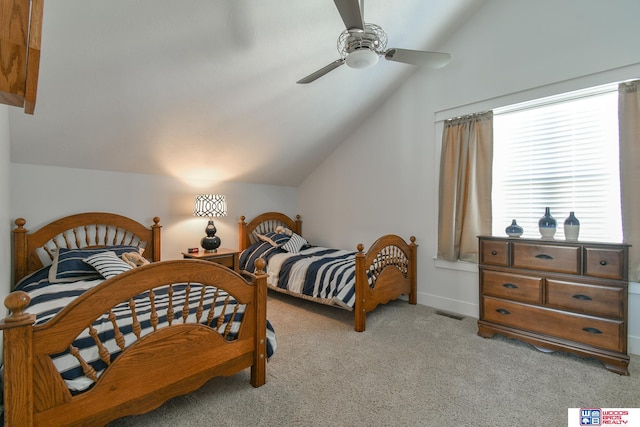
[477,236,630,375]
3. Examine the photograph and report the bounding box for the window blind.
[492,86,622,242]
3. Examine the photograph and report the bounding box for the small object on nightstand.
[182,248,240,273]
[187,247,199,253]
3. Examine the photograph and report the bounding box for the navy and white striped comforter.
[240,241,368,309]
[15,266,276,393]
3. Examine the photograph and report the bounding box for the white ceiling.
[9,0,482,187]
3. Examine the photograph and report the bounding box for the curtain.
[618,80,640,282]
[438,111,493,262]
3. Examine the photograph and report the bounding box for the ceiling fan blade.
[384,48,452,69]
[296,59,345,84]
[333,0,364,32]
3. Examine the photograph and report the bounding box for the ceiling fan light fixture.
[345,48,379,69]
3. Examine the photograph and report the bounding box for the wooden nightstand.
[181,248,240,272]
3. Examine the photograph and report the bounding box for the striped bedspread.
[15,266,277,393]
[240,241,370,309]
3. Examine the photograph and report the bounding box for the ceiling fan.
[297,0,452,84]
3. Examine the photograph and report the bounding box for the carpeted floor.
[109,292,640,426]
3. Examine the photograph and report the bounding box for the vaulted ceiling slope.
[9,0,481,187]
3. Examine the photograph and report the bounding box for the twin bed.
[1,213,271,426]
[238,212,417,332]
[1,211,417,426]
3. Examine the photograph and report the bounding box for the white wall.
[9,163,297,270]
[1,106,10,359]
[298,0,640,353]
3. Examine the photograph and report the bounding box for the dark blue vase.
[538,207,557,239]
[564,211,580,241]
[505,219,523,237]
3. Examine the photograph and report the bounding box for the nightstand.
[182,248,240,272]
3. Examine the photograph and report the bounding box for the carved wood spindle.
[89,325,111,366]
[69,345,99,382]
[167,285,174,325]
[149,290,159,331]
[73,228,81,248]
[63,231,72,248]
[223,304,240,338]
[216,296,231,330]
[44,244,54,260]
[206,289,220,327]
[181,283,191,323]
[196,285,206,323]
[129,299,142,339]
[108,310,126,351]
[97,224,104,245]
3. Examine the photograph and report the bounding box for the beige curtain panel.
[619,80,640,282]
[438,111,493,263]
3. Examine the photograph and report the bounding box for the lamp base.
[201,235,221,252]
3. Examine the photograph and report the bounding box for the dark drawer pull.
[582,327,602,334]
[535,253,553,260]
[572,294,593,301]
[491,250,497,255]
[496,308,511,315]
[502,283,518,289]
[600,260,608,266]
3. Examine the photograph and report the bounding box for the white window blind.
[492,84,622,242]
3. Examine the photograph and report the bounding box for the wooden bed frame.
[1,212,268,426]
[238,212,417,332]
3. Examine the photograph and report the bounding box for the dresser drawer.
[480,240,509,267]
[512,242,580,274]
[481,270,542,304]
[482,297,624,352]
[546,279,624,318]
[584,247,626,280]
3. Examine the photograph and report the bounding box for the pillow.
[281,232,308,254]
[84,251,133,279]
[49,245,141,283]
[257,232,291,248]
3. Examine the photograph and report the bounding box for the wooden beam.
[24,0,43,114]
[0,0,43,114]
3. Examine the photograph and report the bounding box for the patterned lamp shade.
[193,194,227,252]
[193,194,227,218]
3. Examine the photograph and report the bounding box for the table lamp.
[193,194,227,252]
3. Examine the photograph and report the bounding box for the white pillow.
[84,251,133,279]
[281,233,307,253]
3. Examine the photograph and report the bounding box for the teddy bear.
[121,251,150,268]
[275,225,293,236]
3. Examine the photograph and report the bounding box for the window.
[492,84,622,242]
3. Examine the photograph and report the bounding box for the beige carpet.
[109,292,640,426]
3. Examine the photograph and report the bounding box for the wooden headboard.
[13,212,162,286]
[238,212,302,251]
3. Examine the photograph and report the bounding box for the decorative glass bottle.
[564,211,580,241]
[538,207,557,239]
[505,219,523,237]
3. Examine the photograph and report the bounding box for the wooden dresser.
[477,236,630,375]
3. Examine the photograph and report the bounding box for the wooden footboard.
[0,260,268,427]
[354,235,417,332]
[239,212,417,332]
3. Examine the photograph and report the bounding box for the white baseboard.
[629,335,640,356]
[416,292,478,318]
